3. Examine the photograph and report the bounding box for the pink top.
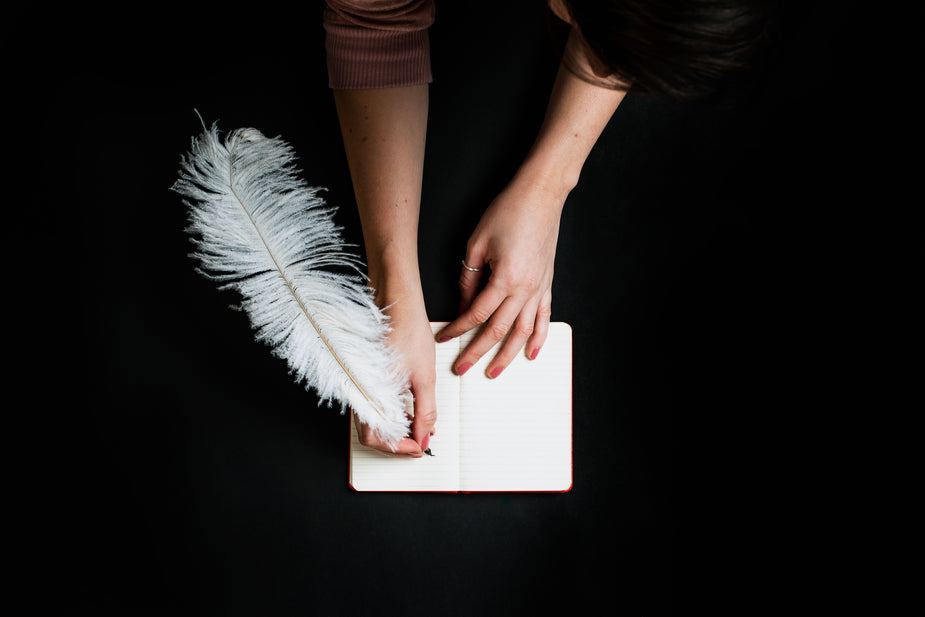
[323,0,436,89]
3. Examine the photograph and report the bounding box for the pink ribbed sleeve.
[323,0,436,89]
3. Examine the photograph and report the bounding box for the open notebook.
[349,322,572,492]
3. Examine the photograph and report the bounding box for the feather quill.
[171,121,412,449]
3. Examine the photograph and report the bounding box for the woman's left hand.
[435,173,566,378]
[435,60,626,377]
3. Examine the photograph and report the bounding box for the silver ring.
[461,260,481,272]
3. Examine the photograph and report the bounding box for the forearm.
[332,85,429,295]
[515,62,626,203]
[333,84,435,451]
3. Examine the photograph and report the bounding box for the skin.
[333,85,434,457]
[334,26,626,457]
[436,63,625,378]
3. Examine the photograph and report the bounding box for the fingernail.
[530,347,540,360]
[456,362,472,375]
[488,366,503,379]
[422,433,430,450]
[436,335,451,343]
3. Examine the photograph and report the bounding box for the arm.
[324,0,436,455]
[333,85,436,456]
[436,62,626,377]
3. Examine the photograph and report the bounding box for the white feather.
[172,121,412,449]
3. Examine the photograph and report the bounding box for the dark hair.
[556,0,772,99]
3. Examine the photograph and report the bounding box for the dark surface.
[13,2,844,614]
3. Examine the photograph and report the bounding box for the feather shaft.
[228,179,389,422]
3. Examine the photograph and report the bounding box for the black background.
[12,1,847,614]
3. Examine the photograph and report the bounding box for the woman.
[324,0,768,456]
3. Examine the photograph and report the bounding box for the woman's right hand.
[332,84,434,456]
[353,280,436,457]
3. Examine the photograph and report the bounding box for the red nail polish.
[422,433,430,450]
[456,362,472,375]
[530,347,540,360]
[437,335,451,343]
[489,366,503,379]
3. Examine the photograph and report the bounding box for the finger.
[453,296,522,376]
[436,281,507,343]
[353,410,422,457]
[525,290,552,361]
[457,261,485,314]
[410,375,437,450]
[484,300,539,378]
[458,248,488,313]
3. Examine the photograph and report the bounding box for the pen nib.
[423,448,434,456]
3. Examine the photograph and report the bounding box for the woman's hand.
[353,282,436,457]
[436,63,625,376]
[435,173,566,378]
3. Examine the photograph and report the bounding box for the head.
[548,0,772,99]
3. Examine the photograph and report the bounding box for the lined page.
[348,334,461,491]
[457,323,572,491]
[349,323,572,492]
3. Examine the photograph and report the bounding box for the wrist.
[516,121,589,202]
[366,251,423,305]
[512,152,578,207]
